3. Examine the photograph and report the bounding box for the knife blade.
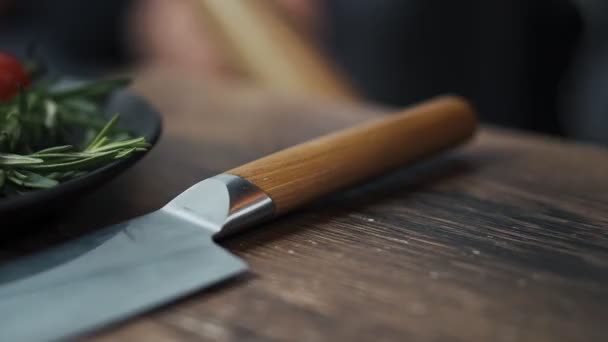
[0,96,476,341]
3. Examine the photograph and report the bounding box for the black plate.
[0,89,162,222]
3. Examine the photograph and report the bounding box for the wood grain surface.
[2,69,608,342]
[230,96,477,214]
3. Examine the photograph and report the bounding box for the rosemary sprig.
[0,77,149,197]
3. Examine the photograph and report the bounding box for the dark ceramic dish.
[0,89,162,222]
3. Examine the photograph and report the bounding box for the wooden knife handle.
[228,96,477,215]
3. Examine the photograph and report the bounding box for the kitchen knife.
[0,96,476,341]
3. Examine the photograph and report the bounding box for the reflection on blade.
[0,211,247,342]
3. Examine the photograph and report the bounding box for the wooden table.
[5,69,608,341]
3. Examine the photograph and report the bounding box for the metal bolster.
[162,174,274,239]
[214,174,275,238]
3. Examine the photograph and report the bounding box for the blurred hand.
[129,0,321,78]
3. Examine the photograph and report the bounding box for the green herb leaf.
[86,114,119,151]
[60,97,98,113]
[8,170,59,189]
[51,78,131,100]
[88,137,149,153]
[0,153,43,166]
[32,145,73,155]
[20,150,118,172]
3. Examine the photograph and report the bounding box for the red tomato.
[0,52,31,101]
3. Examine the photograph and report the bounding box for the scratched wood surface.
[3,68,608,341]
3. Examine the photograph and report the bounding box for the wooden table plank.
[4,69,608,341]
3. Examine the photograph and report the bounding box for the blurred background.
[0,0,606,145]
